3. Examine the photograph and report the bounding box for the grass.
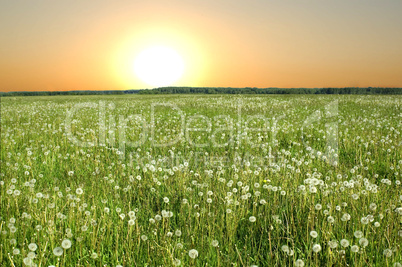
[0,94,401,266]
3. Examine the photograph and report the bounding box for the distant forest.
[1,87,401,97]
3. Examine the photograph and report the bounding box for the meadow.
[0,94,401,267]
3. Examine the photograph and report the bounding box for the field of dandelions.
[0,94,401,267]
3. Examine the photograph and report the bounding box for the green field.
[0,94,401,266]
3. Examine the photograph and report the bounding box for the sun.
[133,46,185,87]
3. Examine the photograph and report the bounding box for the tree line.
[1,87,401,97]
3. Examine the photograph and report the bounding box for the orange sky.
[1,0,402,92]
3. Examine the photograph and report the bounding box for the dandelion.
[341,213,351,221]
[128,219,135,225]
[354,231,363,238]
[327,216,335,223]
[13,248,20,255]
[53,247,63,256]
[141,235,148,241]
[281,245,290,253]
[61,239,72,249]
[295,259,305,267]
[340,239,349,248]
[351,245,359,252]
[76,188,83,195]
[189,249,199,259]
[249,216,256,222]
[163,197,169,203]
[173,259,181,266]
[28,243,38,251]
[175,230,182,237]
[211,240,219,247]
[328,240,338,249]
[310,231,318,238]
[91,252,98,259]
[361,217,369,224]
[383,249,392,257]
[23,257,32,266]
[358,238,368,247]
[315,204,322,210]
[176,243,183,249]
[27,252,36,259]
[312,244,321,253]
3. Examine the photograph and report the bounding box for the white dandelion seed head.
[295,259,305,267]
[76,188,83,195]
[312,244,322,253]
[189,249,199,259]
[310,231,318,238]
[28,243,38,251]
[354,230,364,238]
[53,247,63,257]
[61,239,72,249]
[340,239,350,248]
[351,245,359,253]
[27,252,36,259]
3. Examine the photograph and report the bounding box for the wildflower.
[361,217,369,224]
[27,252,36,259]
[76,188,83,195]
[175,230,182,237]
[310,231,318,238]
[281,245,289,253]
[61,239,72,249]
[383,249,392,257]
[28,243,38,251]
[189,249,199,259]
[312,244,321,253]
[141,235,148,241]
[356,238,368,248]
[327,216,335,223]
[91,252,98,259]
[211,240,219,247]
[173,259,181,266]
[340,239,349,248]
[354,231,363,238]
[249,216,256,222]
[351,245,359,252]
[53,247,63,256]
[294,259,305,267]
[23,257,32,266]
[328,240,338,249]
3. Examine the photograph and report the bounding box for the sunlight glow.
[133,46,185,87]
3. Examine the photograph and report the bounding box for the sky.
[1,0,402,91]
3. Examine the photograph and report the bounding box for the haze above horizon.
[1,0,402,92]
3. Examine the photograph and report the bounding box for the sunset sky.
[1,0,401,92]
